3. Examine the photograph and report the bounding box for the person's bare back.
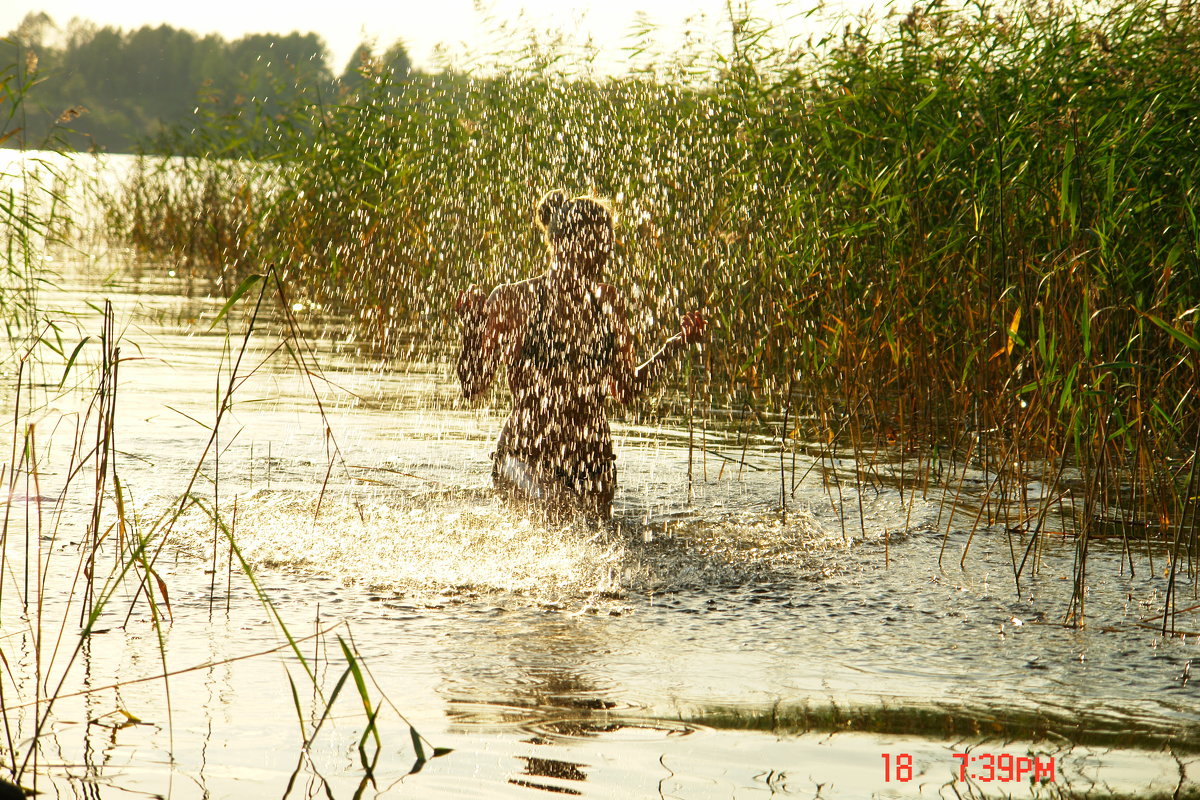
[456,191,706,520]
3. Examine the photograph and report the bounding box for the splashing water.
[174,485,843,605]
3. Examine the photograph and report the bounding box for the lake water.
[1,152,1198,798]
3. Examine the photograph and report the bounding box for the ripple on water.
[525,717,701,743]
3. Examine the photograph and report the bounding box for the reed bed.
[106,0,1200,624]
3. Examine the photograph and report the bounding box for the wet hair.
[535,190,615,246]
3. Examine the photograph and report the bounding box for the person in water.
[456,190,706,520]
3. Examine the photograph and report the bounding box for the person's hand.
[680,311,707,344]
[456,284,486,322]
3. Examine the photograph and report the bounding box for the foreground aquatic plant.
[0,274,446,793]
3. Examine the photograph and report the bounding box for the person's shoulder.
[488,279,529,302]
[495,276,544,294]
[486,279,536,320]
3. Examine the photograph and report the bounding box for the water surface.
[1,179,1198,798]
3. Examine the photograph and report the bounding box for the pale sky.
[2,1,882,75]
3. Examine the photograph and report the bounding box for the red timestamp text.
[952,752,1055,783]
[881,753,1056,783]
[881,753,914,782]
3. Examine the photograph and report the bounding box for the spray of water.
[173,486,842,605]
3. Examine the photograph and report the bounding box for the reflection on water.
[1,243,1198,797]
[510,756,588,795]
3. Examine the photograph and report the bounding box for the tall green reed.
[1,37,75,338]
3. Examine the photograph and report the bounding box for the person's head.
[536,190,615,278]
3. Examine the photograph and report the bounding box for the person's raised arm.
[607,287,706,405]
[457,284,519,400]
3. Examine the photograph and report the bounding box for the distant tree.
[13,11,55,45]
[382,40,412,80]
[339,39,412,99]
[339,42,377,94]
[2,14,340,152]
[1,13,75,149]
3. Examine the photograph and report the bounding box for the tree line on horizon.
[1,11,413,153]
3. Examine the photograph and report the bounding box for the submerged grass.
[104,0,1200,624]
